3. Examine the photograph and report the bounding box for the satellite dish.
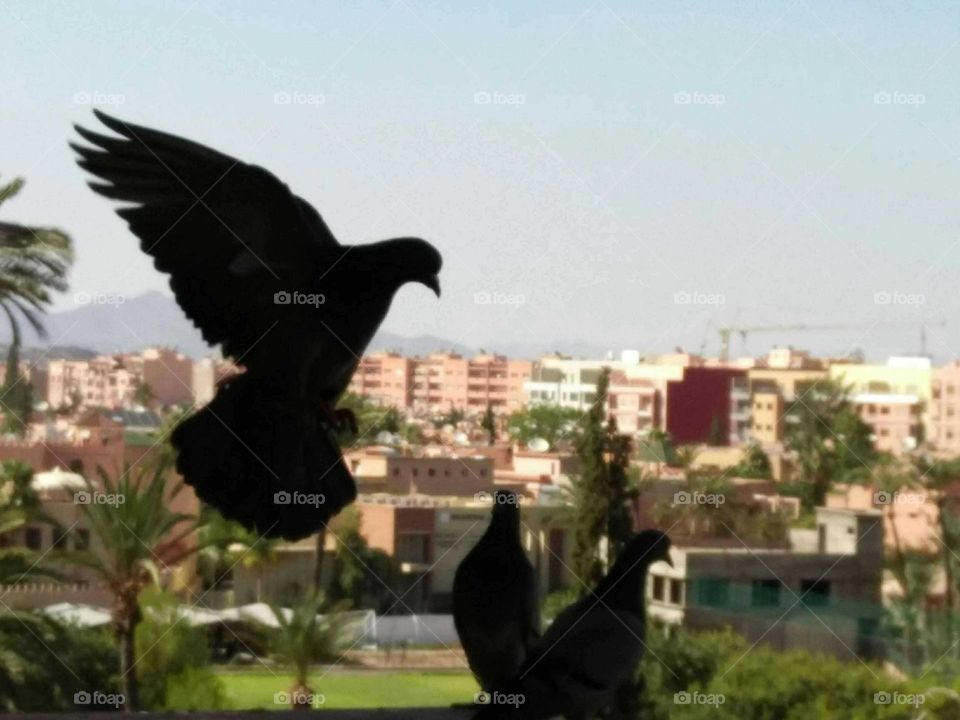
[453,432,470,446]
[390,433,404,445]
[376,431,395,445]
[528,437,550,452]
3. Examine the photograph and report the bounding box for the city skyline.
[3,1,960,360]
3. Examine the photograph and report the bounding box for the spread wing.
[71,110,341,361]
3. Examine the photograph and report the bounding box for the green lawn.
[217,669,479,710]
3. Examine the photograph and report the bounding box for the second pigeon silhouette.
[454,490,540,693]
[475,529,671,719]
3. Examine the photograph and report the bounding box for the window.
[696,578,730,608]
[669,578,682,605]
[652,575,665,601]
[801,579,831,607]
[53,530,69,551]
[428,468,436,477]
[75,529,90,551]
[751,579,781,607]
[25,527,43,550]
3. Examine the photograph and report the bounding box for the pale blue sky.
[3,1,960,359]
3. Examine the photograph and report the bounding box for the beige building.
[46,347,200,410]
[348,352,532,415]
[647,508,884,660]
[929,361,960,456]
[852,393,922,455]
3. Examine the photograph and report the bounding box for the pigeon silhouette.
[71,111,442,539]
[475,530,671,720]
[454,490,540,692]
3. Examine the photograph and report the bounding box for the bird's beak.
[663,552,673,567]
[424,274,441,297]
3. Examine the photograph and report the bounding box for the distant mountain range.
[5,291,601,362]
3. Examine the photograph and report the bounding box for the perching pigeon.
[454,490,540,692]
[475,530,671,720]
[71,111,441,539]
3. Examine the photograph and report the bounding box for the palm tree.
[0,177,73,347]
[269,591,345,709]
[70,461,194,711]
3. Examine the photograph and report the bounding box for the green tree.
[785,378,876,508]
[731,443,772,479]
[571,368,612,588]
[508,403,583,450]
[0,344,32,435]
[135,588,225,711]
[133,380,154,407]
[481,404,497,446]
[269,591,346,709]
[327,506,395,611]
[70,462,195,710]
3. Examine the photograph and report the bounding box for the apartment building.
[647,508,884,660]
[525,353,747,446]
[928,361,960,456]
[852,393,923,455]
[746,349,829,446]
[46,347,200,410]
[355,495,574,610]
[347,352,532,415]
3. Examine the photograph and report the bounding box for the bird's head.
[487,490,522,534]
[377,237,442,297]
[609,530,673,576]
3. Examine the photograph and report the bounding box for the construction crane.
[711,320,946,362]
